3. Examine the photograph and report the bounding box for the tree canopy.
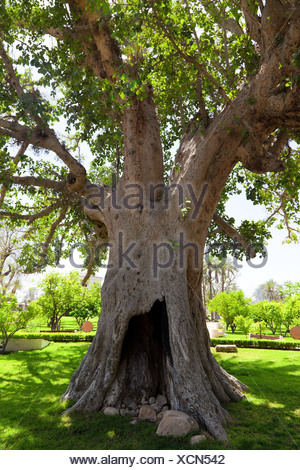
[207,289,251,332]
[0,0,299,271]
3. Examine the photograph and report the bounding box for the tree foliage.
[250,300,283,335]
[234,314,253,336]
[0,0,299,269]
[31,271,101,331]
[0,293,36,353]
[207,290,251,333]
[282,294,300,334]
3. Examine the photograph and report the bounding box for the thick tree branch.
[239,130,289,173]
[150,4,260,151]
[42,206,69,256]
[80,235,96,286]
[240,0,262,46]
[70,0,122,82]
[196,72,209,125]
[0,117,86,188]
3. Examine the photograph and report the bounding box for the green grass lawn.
[0,343,299,450]
[26,316,99,334]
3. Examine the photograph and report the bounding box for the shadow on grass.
[0,346,299,450]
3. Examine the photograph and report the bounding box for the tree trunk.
[0,336,8,354]
[62,205,247,441]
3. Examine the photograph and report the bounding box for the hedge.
[11,333,300,350]
[210,337,300,351]
[13,332,95,342]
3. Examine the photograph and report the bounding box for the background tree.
[0,293,36,353]
[254,279,283,302]
[282,294,300,335]
[207,290,251,333]
[202,257,239,319]
[234,315,253,337]
[32,271,101,331]
[0,0,300,440]
[280,281,300,298]
[252,300,283,335]
[69,282,101,330]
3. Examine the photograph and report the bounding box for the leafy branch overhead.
[0,0,299,270]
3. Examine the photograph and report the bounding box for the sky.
[225,191,300,298]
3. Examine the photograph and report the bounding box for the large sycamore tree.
[1,0,300,440]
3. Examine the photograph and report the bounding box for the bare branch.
[265,190,287,224]
[42,206,69,255]
[0,203,61,223]
[213,213,257,258]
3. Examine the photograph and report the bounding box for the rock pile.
[103,394,170,423]
[103,394,212,439]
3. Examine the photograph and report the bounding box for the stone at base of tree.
[120,409,138,417]
[156,410,199,437]
[103,407,120,416]
[128,402,137,411]
[156,411,165,423]
[190,435,207,446]
[138,405,157,421]
[149,397,156,405]
[215,344,238,353]
[151,403,161,414]
[155,394,168,407]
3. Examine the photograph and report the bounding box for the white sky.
[226,192,300,298]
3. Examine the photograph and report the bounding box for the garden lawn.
[0,343,299,450]
[25,316,99,334]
